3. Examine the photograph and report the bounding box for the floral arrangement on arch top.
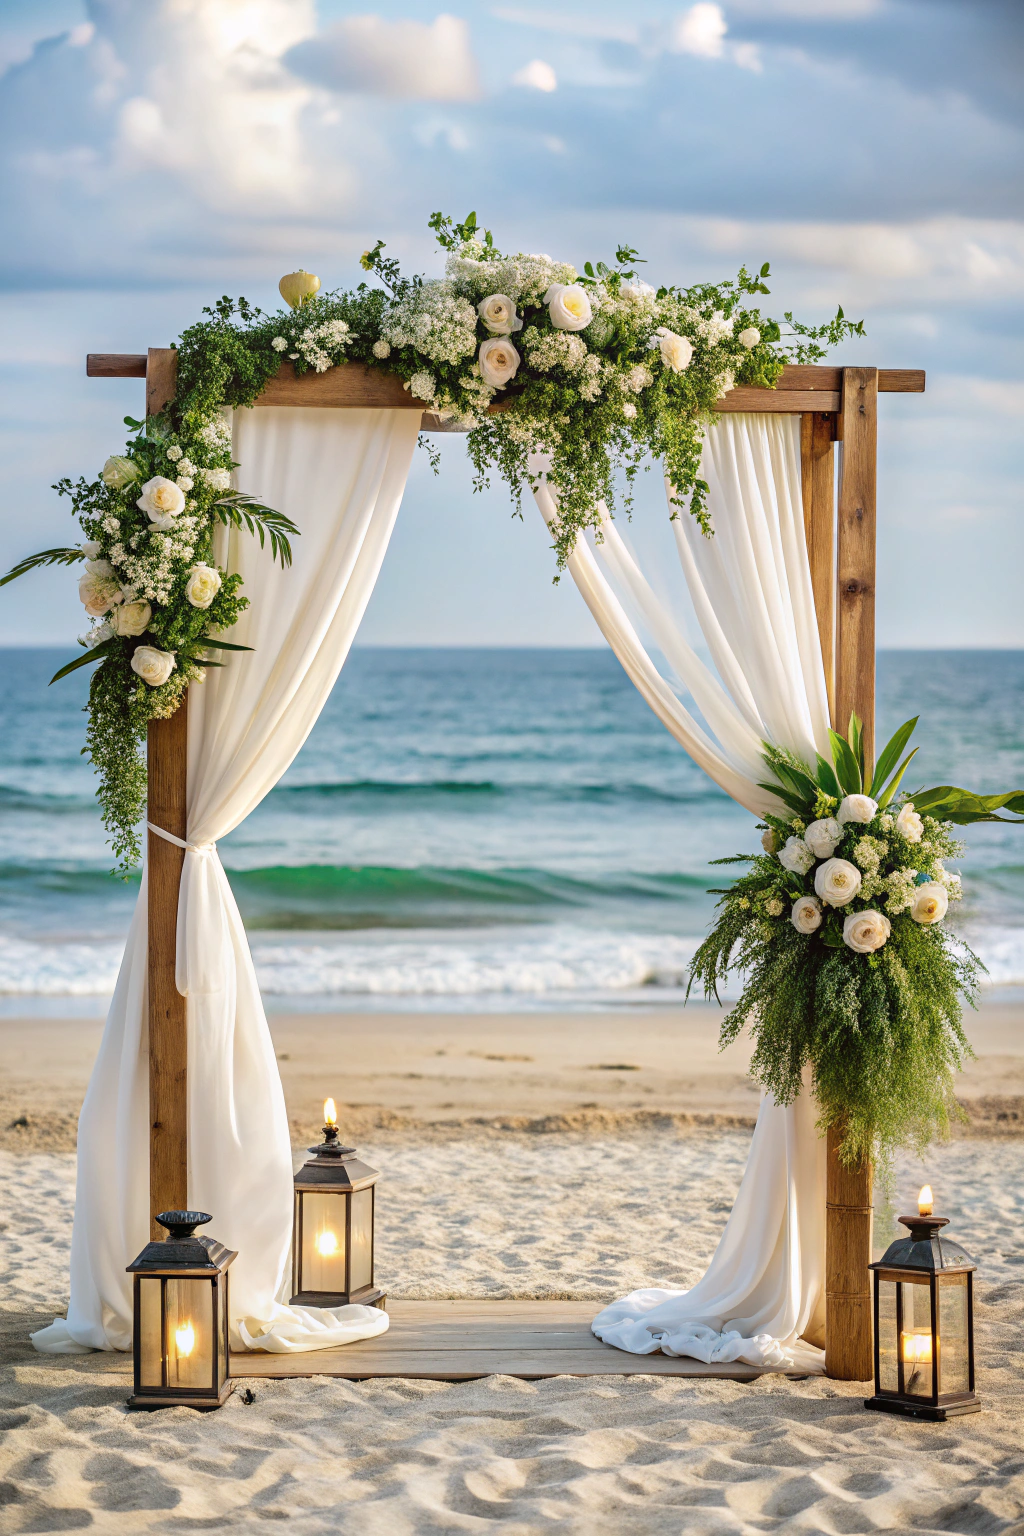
[688,715,1024,1175]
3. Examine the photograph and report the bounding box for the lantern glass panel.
[165,1277,214,1391]
[350,1189,373,1293]
[899,1277,934,1398]
[877,1279,898,1393]
[138,1277,164,1388]
[301,1191,347,1292]
[938,1276,970,1395]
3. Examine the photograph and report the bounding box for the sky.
[0,0,1021,647]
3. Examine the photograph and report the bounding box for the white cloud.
[284,14,480,102]
[513,59,558,91]
[670,5,727,60]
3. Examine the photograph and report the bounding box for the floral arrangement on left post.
[1,407,297,872]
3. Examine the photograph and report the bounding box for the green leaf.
[814,754,842,799]
[846,712,866,788]
[876,748,918,808]
[201,638,254,652]
[910,786,1024,825]
[584,261,595,278]
[829,729,862,796]
[1,547,83,588]
[870,716,919,799]
[49,637,118,684]
[211,492,299,567]
[757,780,806,816]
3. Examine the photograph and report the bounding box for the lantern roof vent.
[870,1214,975,1275]
[127,1211,237,1274]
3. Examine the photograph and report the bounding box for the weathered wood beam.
[800,412,836,723]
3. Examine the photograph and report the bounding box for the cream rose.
[477,294,523,336]
[130,646,176,688]
[184,563,222,609]
[814,857,863,907]
[737,327,761,349]
[655,328,693,373]
[544,283,592,331]
[778,836,814,875]
[761,828,777,854]
[109,599,152,637]
[101,455,139,489]
[791,895,823,935]
[843,908,891,953]
[478,337,521,389]
[895,803,924,843]
[78,559,121,617]
[137,476,185,528]
[910,882,948,925]
[838,793,878,825]
[804,817,842,860]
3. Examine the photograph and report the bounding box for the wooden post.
[824,366,879,1380]
[800,412,836,723]
[147,705,188,1235]
[145,345,189,1236]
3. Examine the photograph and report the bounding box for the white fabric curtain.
[534,413,829,1372]
[33,406,420,1356]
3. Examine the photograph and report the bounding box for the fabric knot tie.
[147,821,217,855]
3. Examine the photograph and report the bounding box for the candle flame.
[901,1331,932,1364]
[174,1321,195,1357]
[918,1184,933,1216]
[315,1229,338,1257]
[324,1098,337,1127]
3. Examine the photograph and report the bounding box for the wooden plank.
[255,360,425,409]
[87,353,147,378]
[229,1301,809,1381]
[146,348,178,418]
[825,1125,874,1382]
[835,366,878,763]
[715,388,840,414]
[800,413,836,722]
[147,702,189,1236]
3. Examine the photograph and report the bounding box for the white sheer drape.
[33,406,419,1356]
[534,414,829,1372]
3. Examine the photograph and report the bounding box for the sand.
[3,1004,1024,1530]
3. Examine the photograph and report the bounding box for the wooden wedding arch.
[88,349,925,1381]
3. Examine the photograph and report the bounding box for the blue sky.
[0,0,1021,646]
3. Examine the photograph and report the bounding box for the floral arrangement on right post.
[688,715,1023,1176]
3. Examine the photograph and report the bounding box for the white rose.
[83,621,113,648]
[478,337,521,389]
[130,646,176,688]
[895,803,924,843]
[655,328,694,373]
[778,836,814,875]
[910,882,948,925]
[791,895,823,935]
[804,817,842,859]
[737,327,761,349]
[620,280,656,302]
[137,476,185,529]
[477,294,523,336]
[814,857,863,907]
[109,599,152,637]
[101,455,139,489]
[838,794,878,825]
[843,909,891,953]
[544,283,592,331]
[184,563,222,610]
[761,828,777,855]
[80,540,102,558]
[78,559,121,617]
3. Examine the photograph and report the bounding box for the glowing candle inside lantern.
[175,1321,196,1357]
[316,1229,339,1257]
[902,1331,932,1364]
[324,1098,337,1127]
[918,1184,933,1216]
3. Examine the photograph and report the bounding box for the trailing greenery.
[686,714,1024,1175]
[3,209,864,870]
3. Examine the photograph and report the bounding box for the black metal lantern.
[291,1099,384,1309]
[865,1187,978,1421]
[126,1211,236,1410]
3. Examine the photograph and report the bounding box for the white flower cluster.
[446,251,577,307]
[289,318,354,374]
[382,282,478,367]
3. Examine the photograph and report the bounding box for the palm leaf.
[201,638,254,652]
[870,716,919,799]
[757,779,806,815]
[911,786,1024,824]
[211,493,298,568]
[876,747,919,808]
[1,547,83,588]
[829,729,862,795]
[49,637,118,684]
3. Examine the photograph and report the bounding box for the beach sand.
[3,1003,1024,1530]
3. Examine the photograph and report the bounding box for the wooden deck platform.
[230,1301,807,1382]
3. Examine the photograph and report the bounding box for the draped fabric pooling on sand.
[533,413,831,1372]
[32,406,419,1356]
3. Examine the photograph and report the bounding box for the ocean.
[1,647,1022,1014]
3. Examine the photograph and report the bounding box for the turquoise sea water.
[0,647,1022,1011]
